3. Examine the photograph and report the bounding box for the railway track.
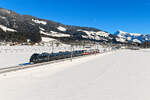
[0,53,100,74]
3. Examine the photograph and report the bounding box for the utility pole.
[70,44,73,62]
[51,41,54,54]
[94,33,97,55]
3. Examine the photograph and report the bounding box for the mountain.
[114,30,150,44]
[0,7,118,44]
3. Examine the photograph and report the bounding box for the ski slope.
[0,49,150,100]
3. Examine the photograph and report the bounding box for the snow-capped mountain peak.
[115,30,150,44]
[115,30,141,36]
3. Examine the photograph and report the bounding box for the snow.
[50,31,70,37]
[57,26,67,31]
[116,37,126,42]
[40,30,70,37]
[0,25,17,32]
[97,31,109,37]
[39,27,45,31]
[118,34,126,38]
[116,30,127,38]
[116,30,148,43]
[116,30,144,39]
[40,30,47,35]
[51,31,58,34]
[32,19,47,25]
[0,49,150,100]
[133,39,141,43]
[130,33,141,36]
[77,30,109,40]
[117,30,142,37]
[0,16,6,19]
[41,37,56,42]
[81,35,89,39]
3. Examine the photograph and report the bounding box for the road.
[0,49,150,100]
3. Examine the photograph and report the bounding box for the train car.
[30,53,50,64]
[55,52,64,60]
[63,51,71,58]
[82,50,89,55]
[96,49,100,53]
[41,52,50,62]
[72,51,79,57]
[30,53,40,64]
[29,49,100,64]
[49,53,56,61]
[88,50,94,55]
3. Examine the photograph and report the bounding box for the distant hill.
[0,7,117,44]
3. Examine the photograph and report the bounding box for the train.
[30,49,100,64]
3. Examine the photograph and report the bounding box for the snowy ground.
[0,49,150,100]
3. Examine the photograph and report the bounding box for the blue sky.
[0,0,150,34]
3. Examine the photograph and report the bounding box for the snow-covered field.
[0,49,150,100]
[0,45,105,68]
